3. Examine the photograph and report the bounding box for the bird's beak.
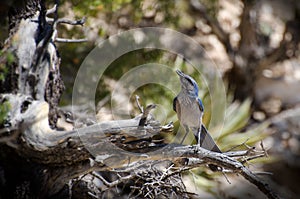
[176,69,185,77]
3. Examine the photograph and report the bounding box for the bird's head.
[176,69,199,96]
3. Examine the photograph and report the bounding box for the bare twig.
[159,163,174,181]
[135,95,143,113]
[225,138,251,152]
[0,127,18,135]
[46,17,86,26]
[57,17,86,26]
[138,104,156,128]
[260,140,269,157]
[240,154,266,164]
[223,150,253,157]
[161,167,190,181]
[87,192,98,198]
[254,171,273,176]
[55,38,88,43]
[222,171,231,184]
[46,4,58,15]
[193,147,280,199]
[92,172,135,188]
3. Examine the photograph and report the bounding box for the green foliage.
[57,0,221,105]
[220,99,252,139]
[6,52,15,65]
[218,99,270,151]
[0,66,8,82]
[68,0,139,18]
[0,51,14,81]
[221,121,270,150]
[0,100,10,125]
[95,49,165,104]
[200,0,219,17]
[72,0,133,13]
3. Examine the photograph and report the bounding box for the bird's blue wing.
[192,80,199,96]
[197,98,204,112]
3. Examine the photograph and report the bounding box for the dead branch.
[46,4,57,15]
[135,95,144,113]
[57,17,86,25]
[47,4,87,44]
[46,17,86,25]
[138,104,157,128]
[55,38,88,43]
[187,147,279,199]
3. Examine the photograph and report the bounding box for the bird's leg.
[180,125,189,145]
[197,125,202,148]
[191,126,201,149]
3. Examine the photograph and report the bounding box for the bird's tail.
[195,125,221,171]
[193,125,221,152]
[199,125,221,153]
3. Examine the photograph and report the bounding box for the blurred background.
[1,0,300,198]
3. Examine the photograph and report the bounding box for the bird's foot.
[195,143,201,151]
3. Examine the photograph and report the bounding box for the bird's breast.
[177,96,203,128]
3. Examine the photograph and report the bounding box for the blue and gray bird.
[173,69,221,153]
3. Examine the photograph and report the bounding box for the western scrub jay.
[173,70,221,170]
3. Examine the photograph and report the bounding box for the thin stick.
[55,38,88,43]
[135,95,143,113]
